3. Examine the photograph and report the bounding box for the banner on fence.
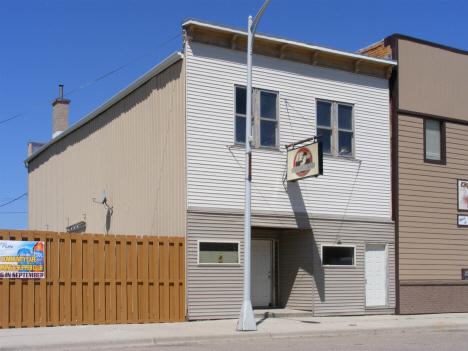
[0,240,45,278]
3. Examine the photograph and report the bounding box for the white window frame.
[316,99,355,158]
[197,239,241,266]
[234,85,280,149]
[320,244,356,267]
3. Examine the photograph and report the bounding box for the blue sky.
[1,0,467,230]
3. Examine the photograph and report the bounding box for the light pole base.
[236,300,257,331]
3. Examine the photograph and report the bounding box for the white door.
[365,244,387,307]
[251,240,272,307]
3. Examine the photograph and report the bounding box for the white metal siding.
[185,42,391,219]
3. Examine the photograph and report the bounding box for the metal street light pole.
[237,0,271,332]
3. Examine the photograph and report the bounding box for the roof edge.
[182,18,397,66]
[356,40,384,54]
[24,51,183,165]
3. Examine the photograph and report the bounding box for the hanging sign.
[287,142,323,181]
[0,240,45,279]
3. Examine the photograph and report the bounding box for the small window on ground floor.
[198,242,239,264]
[463,269,468,280]
[322,245,355,266]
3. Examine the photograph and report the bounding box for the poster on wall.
[458,180,468,211]
[0,240,45,279]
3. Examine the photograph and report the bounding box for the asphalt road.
[90,329,468,351]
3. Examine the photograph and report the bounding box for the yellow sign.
[287,142,323,181]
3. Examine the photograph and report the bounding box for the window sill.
[197,263,241,267]
[229,144,283,152]
[424,158,446,165]
[323,154,361,163]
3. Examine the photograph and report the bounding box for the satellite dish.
[101,189,107,204]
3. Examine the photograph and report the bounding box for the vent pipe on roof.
[52,84,70,139]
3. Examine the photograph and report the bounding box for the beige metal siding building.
[26,54,186,238]
[361,35,468,314]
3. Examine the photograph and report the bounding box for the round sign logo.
[293,148,313,177]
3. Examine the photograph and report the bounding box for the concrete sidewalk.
[1,313,467,350]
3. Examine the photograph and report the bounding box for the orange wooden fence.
[0,230,185,328]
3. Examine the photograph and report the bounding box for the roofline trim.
[386,33,468,56]
[182,18,397,66]
[24,51,183,165]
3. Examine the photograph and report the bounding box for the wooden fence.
[0,230,185,328]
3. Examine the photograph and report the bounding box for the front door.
[251,240,272,307]
[365,244,387,307]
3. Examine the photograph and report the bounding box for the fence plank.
[1,231,10,328]
[149,237,159,323]
[98,235,105,325]
[12,232,22,328]
[179,238,186,321]
[161,237,170,323]
[140,236,149,324]
[64,233,72,325]
[106,235,116,325]
[51,232,60,327]
[39,232,47,327]
[85,233,94,325]
[26,231,35,327]
[130,236,138,324]
[118,235,127,324]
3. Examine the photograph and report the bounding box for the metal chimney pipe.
[59,85,64,99]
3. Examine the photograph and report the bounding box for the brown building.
[360,35,468,314]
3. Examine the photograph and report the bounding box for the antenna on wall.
[93,189,113,214]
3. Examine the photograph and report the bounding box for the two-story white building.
[25,19,397,320]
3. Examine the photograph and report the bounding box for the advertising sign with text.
[0,240,45,279]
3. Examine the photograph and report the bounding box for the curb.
[2,321,468,350]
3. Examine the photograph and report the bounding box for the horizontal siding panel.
[186,42,391,219]
[398,106,468,281]
[188,211,394,319]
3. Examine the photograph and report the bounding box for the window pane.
[260,120,277,147]
[338,131,353,156]
[236,87,247,115]
[260,91,277,120]
[199,242,239,264]
[425,119,441,160]
[322,246,354,266]
[236,116,246,143]
[317,128,332,154]
[317,101,332,127]
[338,104,353,131]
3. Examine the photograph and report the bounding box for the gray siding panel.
[279,230,314,311]
[187,211,394,320]
[187,212,244,320]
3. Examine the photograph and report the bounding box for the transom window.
[316,100,354,157]
[235,86,278,148]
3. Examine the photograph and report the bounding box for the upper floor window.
[235,86,278,148]
[424,118,446,164]
[316,100,354,157]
